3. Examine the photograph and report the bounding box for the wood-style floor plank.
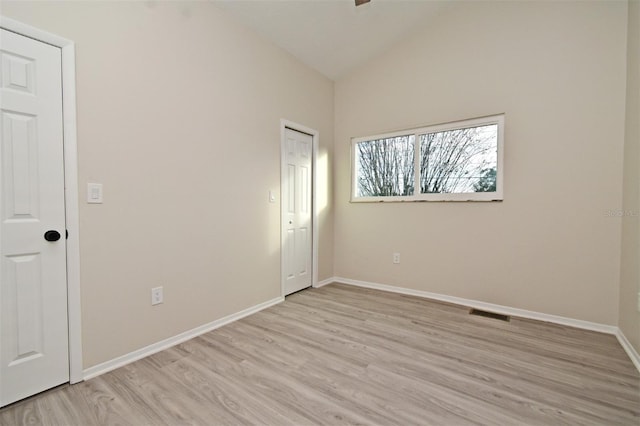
[1,283,638,425]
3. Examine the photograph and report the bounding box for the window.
[352,114,504,202]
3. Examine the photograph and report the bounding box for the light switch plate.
[269,190,276,203]
[87,183,103,204]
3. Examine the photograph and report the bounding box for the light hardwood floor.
[1,283,639,425]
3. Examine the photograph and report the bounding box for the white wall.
[619,0,640,352]
[1,0,633,369]
[334,0,628,325]
[0,0,334,368]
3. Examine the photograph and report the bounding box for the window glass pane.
[355,135,415,197]
[419,124,497,194]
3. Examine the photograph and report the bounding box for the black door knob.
[44,230,61,242]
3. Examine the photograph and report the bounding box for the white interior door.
[282,128,312,295]
[0,28,69,407]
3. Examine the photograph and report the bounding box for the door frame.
[280,120,319,296]
[0,16,83,384]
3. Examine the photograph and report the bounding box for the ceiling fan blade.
[355,0,371,6]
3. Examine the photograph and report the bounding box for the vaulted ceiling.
[212,0,451,80]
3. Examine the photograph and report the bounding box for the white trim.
[314,277,334,288]
[83,296,284,380]
[309,277,640,373]
[616,329,640,373]
[0,16,72,47]
[61,41,82,385]
[0,17,83,384]
[332,277,618,335]
[280,120,320,296]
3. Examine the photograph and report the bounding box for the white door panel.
[0,29,69,407]
[296,227,308,275]
[283,129,312,295]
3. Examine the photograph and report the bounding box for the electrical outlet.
[151,286,163,306]
[393,253,400,264]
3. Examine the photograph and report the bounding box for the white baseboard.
[616,329,640,373]
[314,277,334,288]
[332,277,640,372]
[83,296,283,380]
[330,276,618,335]
[81,278,640,380]
[332,277,640,373]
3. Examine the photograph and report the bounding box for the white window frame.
[351,114,504,202]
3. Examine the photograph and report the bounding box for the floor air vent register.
[469,308,511,322]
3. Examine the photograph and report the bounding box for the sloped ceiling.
[212,0,450,80]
